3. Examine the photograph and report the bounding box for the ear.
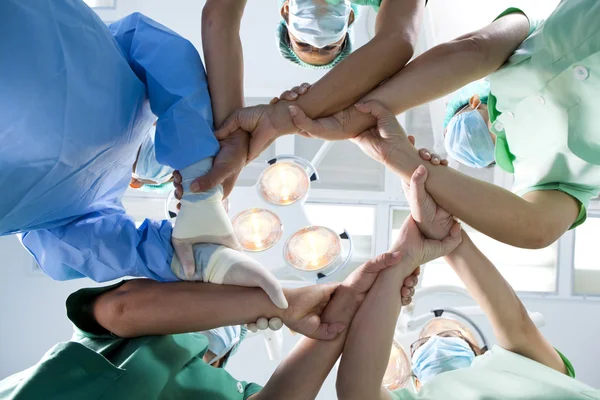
[129,178,143,189]
[281,1,289,23]
[469,94,481,109]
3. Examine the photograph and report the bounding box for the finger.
[174,186,183,200]
[401,286,415,297]
[418,148,432,161]
[403,275,417,288]
[430,153,441,165]
[412,266,421,277]
[441,159,449,166]
[190,163,232,193]
[222,172,240,200]
[363,251,403,273]
[300,82,311,90]
[247,323,258,333]
[173,171,182,185]
[172,243,196,279]
[402,297,412,306]
[409,165,429,214]
[256,317,269,330]
[269,97,280,105]
[288,105,321,136]
[408,135,416,147]
[177,202,181,211]
[215,112,240,140]
[281,90,298,101]
[269,318,283,331]
[354,101,402,140]
[310,320,346,341]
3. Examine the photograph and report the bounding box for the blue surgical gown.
[0,1,219,282]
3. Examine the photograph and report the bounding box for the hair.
[276,22,353,70]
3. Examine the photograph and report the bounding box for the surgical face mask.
[445,109,495,169]
[133,133,174,186]
[411,336,475,384]
[287,0,352,48]
[201,325,242,366]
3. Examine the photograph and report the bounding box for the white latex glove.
[172,158,241,279]
[171,243,289,310]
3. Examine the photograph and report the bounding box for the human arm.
[254,254,419,400]
[19,202,177,283]
[109,13,218,171]
[339,101,579,249]
[90,278,342,340]
[404,166,567,374]
[288,12,531,141]
[336,217,461,400]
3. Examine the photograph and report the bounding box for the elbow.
[94,285,140,338]
[448,33,497,74]
[377,30,417,63]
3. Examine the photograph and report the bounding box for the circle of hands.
[172,84,463,341]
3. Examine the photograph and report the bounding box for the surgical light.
[284,226,342,271]
[232,208,283,252]
[258,162,309,205]
[382,341,411,390]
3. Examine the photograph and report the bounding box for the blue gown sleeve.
[19,201,178,283]
[108,13,219,171]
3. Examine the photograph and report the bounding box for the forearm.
[330,13,531,136]
[445,233,567,373]
[388,145,569,248]
[337,262,413,400]
[256,287,362,400]
[94,280,284,337]
[202,0,246,127]
[294,1,422,119]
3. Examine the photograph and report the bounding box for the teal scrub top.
[487,0,600,228]
[0,283,262,400]
[389,346,600,400]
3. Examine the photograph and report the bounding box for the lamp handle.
[317,229,353,282]
[267,155,319,182]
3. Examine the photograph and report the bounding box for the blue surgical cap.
[443,80,491,129]
[276,21,352,70]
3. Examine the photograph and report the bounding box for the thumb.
[172,242,197,279]
[354,100,403,140]
[190,163,230,193]
[215,112,240,140]
[288,105,319,136]
[408,165,429,211]
[440,222,463,252]
[258,274,289,309]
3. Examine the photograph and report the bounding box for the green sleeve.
[66,280,128,338]
[555,349,576,378]
[516,183,593,229]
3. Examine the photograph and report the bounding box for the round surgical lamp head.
[232,208,283,252]
[258,155,318,206]
[382,341,411,390]
[284,226,342,271]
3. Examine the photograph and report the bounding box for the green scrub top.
[487,0,600,228]
[0,282,262,400]
[389,346,600,400]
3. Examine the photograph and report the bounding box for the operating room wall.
[2,234,600,394]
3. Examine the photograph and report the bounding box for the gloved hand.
[172,157,242,279]
[171,243,288,310]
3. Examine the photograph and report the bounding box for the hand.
[186,129,249,198]
[278,284,347,340]
[349,101,412,167]
[402,166,455,241]
[394,215,462,266]
[269,83,311,104]
[417,147,449,167]
[343,252,420,306]
[215,102,298,162]
[288,105,357,141]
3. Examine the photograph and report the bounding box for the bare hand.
[402,166,455,241]
[185,129,249,197]
[393,215,462,267]
[215,102,298,162]
[349,101,411,167]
